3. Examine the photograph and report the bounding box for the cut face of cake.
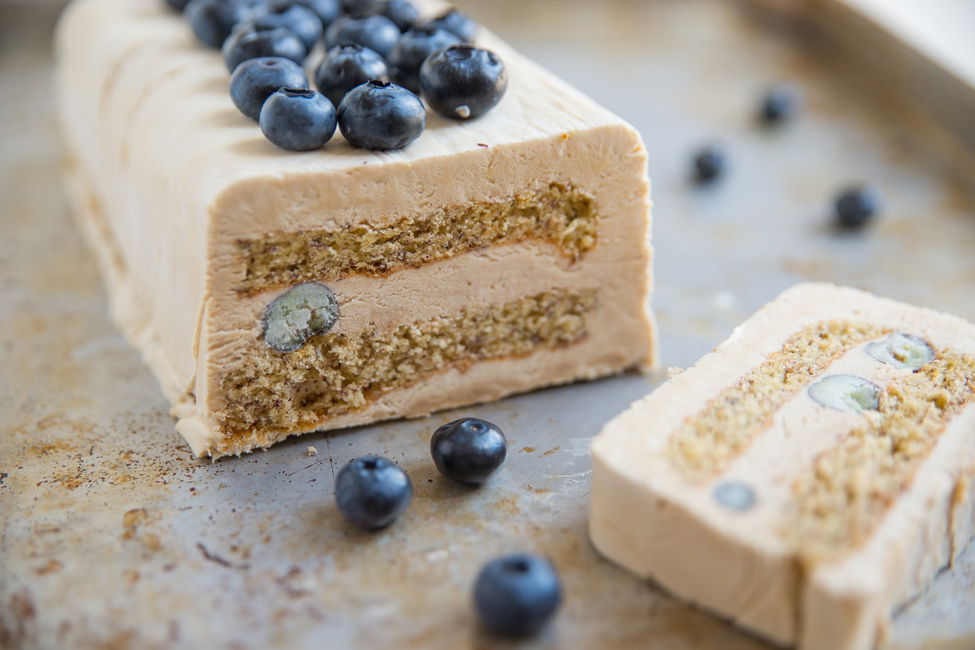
[590,283,975,650]
[55,0,655,457]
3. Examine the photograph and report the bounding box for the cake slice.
[55,0,655,457]
[590,283,975,650]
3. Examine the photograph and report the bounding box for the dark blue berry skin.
[246,0,323,51]
[185,0,250,48]
[314,44,388,107]
[222,19,307,71]
[388,27,460,94]
[334,456,412,530]
[834,185,880,229]
[382,0,419,31]
[341,0,383,17]
[420,46,507,120]
[338,81,425,150]
[260,88,337,150]
[293,0,341,28]
[430,418,506,486]
[324,14,401,58]
[230,56,309,121]
[760,83,802,125]
[424,9,477,43]
[474,554,562,638]
[164,0,192,12]
[693,145,726,183]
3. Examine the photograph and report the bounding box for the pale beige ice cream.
[590,283,975,650]
[55,0,655,457]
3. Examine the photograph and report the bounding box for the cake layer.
[56,0,655,456]
[214,288,595,447]
[590,284,975,650]
[236,182,598,294]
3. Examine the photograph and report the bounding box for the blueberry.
[382,0,419,31]
[760,82,802,125]
[692,145,726,183]
[420,45,507,120]
[184,0,250,48]
[263,282,340,350]
[338,80,425,150]
[430,418,506,486]
[340,0,383,17]
[713,481,756,511]
[423,8,477,43]
[808,374,881,412]
[314,44,388,107]
[388,26,460,94]
[293,0,341,28]
[230,56,309,121]
[222,19,307,71]
[474,553,562,638]
[834,185,880,229]
[260,88,337,151]
[335,456,412,529]
[246,0,323,51]
[164,0,192,12]
[865,332,935,370]
[324,14,401,58]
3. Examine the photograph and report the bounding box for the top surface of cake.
[58,0,629,232]
[590,283,975,650]
[56,0,655,457]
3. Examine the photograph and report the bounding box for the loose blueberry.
[246,0,323,51]
[314,43,388,107]
[420,45,506,120]
[335,456,413,529]
[230,56,309,121]
[759,82,802,125]
[341,0,384,17]
[260,88,337,151]
[324,14,401,58]
[808,374,881,413]
[834,185,880,229]
[388,26,460,94]
[223,19,307,71]
[164,0,192,12]
[263,282,340,351]
[692,145,726,183]
[382,0,419,32]
[474,553,562,638]
[430,418,507,486]
[184,0,250,48]
[338,80,425,150]
[713,481,756,511]
[292,0,341,28]
[424,8,477,43]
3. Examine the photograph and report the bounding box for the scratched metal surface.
[2,1,974,649]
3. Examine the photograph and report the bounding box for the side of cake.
[55,0,656,457]
[590,283,975,650]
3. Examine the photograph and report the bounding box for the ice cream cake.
[590,283,975,650]
[55,0,656,457]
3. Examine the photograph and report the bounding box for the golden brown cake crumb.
[236,183,598,294]
[668,320,890,480]
[215,289,598,442]
[786,351,975,563]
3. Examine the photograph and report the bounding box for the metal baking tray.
[2,1,973,648]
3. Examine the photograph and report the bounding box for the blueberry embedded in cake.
[55,0,656,457]
[590,283,975,650]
